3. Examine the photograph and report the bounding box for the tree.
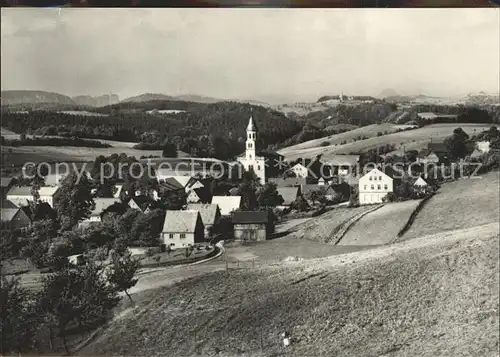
[162,142,178,158]
[54,171,95,230]
[0,276,40,355]
[444,127,472,160]
[106,251,140,303]
[239,171,259,210]
[257,182,284,207]
[19,219,59,268]
[305,188,327,206]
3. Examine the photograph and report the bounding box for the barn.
[232,210,274,242]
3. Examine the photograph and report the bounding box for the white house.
[6,186,60,208]
[476,141,490,153]
[237,116,266,185]
[289,163,309,178]
[413,177,428,188]
[161,210,205,249]
[358,168,393,205]
[80,197,121,224]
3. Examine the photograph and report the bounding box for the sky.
[1,8,499,103]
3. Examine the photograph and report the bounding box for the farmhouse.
[128,196,151,213]
[6,186,59,208]
[328,155,359,177]
[211,196,242,216]
[186,187,212,204]
[0,177,14,198]
[237,116,267,184]
[469,149,484,160]
[232,210,274,242]
[288,163,309,178]
[81,198,121,224]
[358,167,394,205]
[276,187,301,206]
[413,176,428,188]
[1,200,31,229]
[186,203,221,236]
[161,210,205,249]
[417,143,448,164]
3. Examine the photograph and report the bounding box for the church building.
[237,116,266,184]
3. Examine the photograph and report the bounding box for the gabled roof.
[470,149,483,158]
[7,186,33,196]
[211,196,242,215]
[158,177,185,192]
[162,210,201,233]
[129,195,151,212]
[229,187,240,196]
[186,203,220,226]
[91,198,121,217]
[413,177,428,187]
[232,210,269,224]
[39,186,59,197]
[187,180,204,191]
[276,187,300,205]
[191,187,212,203]
[360,167,393,181]
[0,177,14,188]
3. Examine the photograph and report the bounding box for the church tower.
[246,116,257,161]
[238,115,266,184]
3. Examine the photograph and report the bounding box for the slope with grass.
[288,205,379,243]
[81,222,499,357]
[402,171,500,240]
[338,200,423,246]
[279,123,492,161]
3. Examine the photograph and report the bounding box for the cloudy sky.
[1,8,499,102]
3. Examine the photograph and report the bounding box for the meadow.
[338,200,423,246]
[279,123,493,161]
[402,171,500,240]
[81,222,499,357]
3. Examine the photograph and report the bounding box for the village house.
[0,177,14,199]
[328,155,359,177]
[288,163,309,178]
[468,148,484,160]
[232,210,274,242]
[80,197,121,225]
[211,195,242,216]
[413,176,429,189]
[161,210,205,249]
[237,116,267,184]
[186,203,221,236]
[186,186,212,204]
[417,143,449,165]
[358,167,394,205]
[6,186,60,208]
[301,184,340,202]
[276,186,301,207]
[1,200,31,229]
[128,196,151,213]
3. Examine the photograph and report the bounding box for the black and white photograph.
[1,8,499,357]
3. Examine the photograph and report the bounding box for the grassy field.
[289,205,378,243]
[402,171,500,240]
[81,222,499,357]
[338,200,423,246]
[279,123,493,161]
[1,145,163,166]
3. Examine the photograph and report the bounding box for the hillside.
[0,90,75,105]
[72,94,120,107]
[279,123,492,161]
[82,222,499,357]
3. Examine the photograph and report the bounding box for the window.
[257,165,260,170]
[373,176,377,181]
[169,233,174,239]
[379,176,382,181]
[248,143,252,148]
[369,176,372,181]
[384,184,388,190]
[364,185,367,190]
[180,233,186,239]
[249,165,253,170]
[170,243,175,246]
[371,185,374,189]
[377,185,381,190]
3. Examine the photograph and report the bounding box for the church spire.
[247,115,257,132]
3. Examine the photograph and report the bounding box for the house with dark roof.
[128,195,152,213]
[80,197,121,225]
[161,210,205,249]
[186,203,221,235]
[232,210,274,242]
[187,187,212,204]
[417,142,449,164]
[1,200,31,229]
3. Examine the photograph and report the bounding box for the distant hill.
[0,90,75,105]
[72,94,119,107]
[122,93,224,104]
[379,88,399,98]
